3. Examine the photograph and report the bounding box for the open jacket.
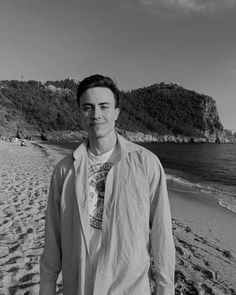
[40,134,175,295]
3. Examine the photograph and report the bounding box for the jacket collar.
[73,132,141,161]
[116,133,142,158]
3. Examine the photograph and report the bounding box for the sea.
[140,142,236,214]
[49,141,236,215]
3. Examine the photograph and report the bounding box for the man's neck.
[88,131,117,156]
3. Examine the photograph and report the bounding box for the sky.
[0,0,236,131]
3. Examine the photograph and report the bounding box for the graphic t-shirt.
[87,146,118,285]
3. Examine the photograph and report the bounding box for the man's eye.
[83,107,91,111]
[101,106,108,110]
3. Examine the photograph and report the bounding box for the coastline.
[0,140,235,294]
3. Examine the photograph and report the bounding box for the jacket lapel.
[73,141,90,255]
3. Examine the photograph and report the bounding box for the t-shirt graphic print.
[87,146,118,231]
[88,162,113,229]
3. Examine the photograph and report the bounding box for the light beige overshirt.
[40,134,175,295]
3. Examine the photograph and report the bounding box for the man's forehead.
[80,87,115,103]
[82,87,113,95]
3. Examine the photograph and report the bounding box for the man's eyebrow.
[81,103,93,106]
[98,102,110,105]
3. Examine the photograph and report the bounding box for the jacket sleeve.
[40,164,63,295]
[149,156,175,295]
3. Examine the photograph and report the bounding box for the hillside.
[118,83,232,142]
[0,79,80,140]
[0,79,233,142]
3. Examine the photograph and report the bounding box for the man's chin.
[89,128,115,140]
[89,129,105,139]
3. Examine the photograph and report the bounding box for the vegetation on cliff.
[0,80,80,133]
[119,83,224,136]
[0,79,229,141]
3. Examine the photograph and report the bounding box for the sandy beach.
[0,140,236,295]
[169,182,236,294]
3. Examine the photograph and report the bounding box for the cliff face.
[0,80,232,143]
[196,97,226,142]
[200,97,223,131]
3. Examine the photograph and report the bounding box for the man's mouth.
[90,122,105,126]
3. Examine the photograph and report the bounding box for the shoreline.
[0,140,235,294]
[168,181,236,251]
[166,171,236,215]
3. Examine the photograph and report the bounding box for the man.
[40,74,175,295]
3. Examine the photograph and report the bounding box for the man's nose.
[92,106,101,119]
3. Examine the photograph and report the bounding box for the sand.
[168,182,236,294]
[0,140,236,295]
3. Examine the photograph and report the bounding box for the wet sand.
[0,140,235,294]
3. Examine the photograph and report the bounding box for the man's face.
[79,87,120,139]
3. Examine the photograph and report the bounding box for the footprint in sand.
[0,142,56,295]
[199,283,214,295]
[176,246,184,256]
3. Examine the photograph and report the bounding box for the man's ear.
[115,108,120,120]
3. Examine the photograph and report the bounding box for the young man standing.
[40,74,175,295]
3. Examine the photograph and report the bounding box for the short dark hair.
[77,74,120,108]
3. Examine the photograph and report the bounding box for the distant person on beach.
[21,140,26,147]
[40,74,175,295]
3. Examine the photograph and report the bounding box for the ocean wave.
[166,173,236,215]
